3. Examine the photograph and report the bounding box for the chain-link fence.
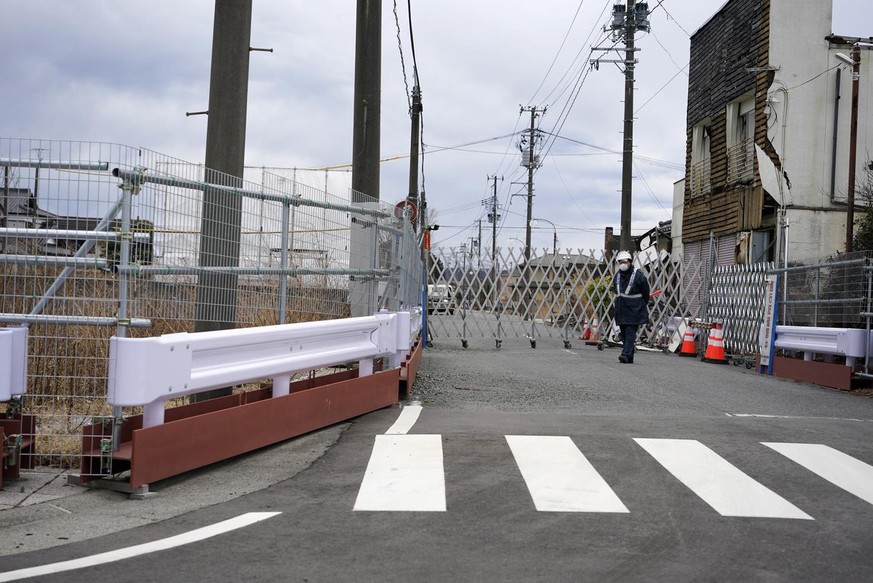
[1,137,421,467]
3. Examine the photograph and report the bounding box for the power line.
[537,0,615,107]
[528,0,587,105]
[392,0,410,111]
[634,63,688,115]
[541,130,684,170]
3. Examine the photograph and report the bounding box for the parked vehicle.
[427,284,455,315]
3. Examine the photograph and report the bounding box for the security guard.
[613,250,650,364]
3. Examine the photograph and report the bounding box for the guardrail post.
[143,402,164,429]
[393,310,411,368]
[0,327,28,401]
[272,373,291,398]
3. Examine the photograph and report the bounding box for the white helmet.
[616,251,632,262]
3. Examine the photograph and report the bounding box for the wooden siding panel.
[684,0,770,245]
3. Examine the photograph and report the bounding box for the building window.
[690,122,712,197]
[727,98,755,184]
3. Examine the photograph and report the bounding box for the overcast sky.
[1,1,870,253]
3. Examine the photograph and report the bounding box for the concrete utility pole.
[619,0,637,253]
[845,43,862,253]
[408,83,422,231]
[520,106,541,263]
[591,1,650,253]
[487,175,502,266]
[352,0,382,201]
[193,0,252,400]
[350,0,382,317]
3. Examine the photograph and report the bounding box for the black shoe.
[618,355,629,363]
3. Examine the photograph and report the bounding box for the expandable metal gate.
[425,247,706,351]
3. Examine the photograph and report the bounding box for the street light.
[530,218,558,255]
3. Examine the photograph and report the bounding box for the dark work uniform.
[613,267,650,363]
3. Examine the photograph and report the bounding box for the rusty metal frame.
[0,414,36,487]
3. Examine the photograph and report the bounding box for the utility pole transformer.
[591,1,650,252]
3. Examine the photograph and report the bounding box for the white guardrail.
[0,327,28,402]
[109,309,420,428]
[774,325,870,367]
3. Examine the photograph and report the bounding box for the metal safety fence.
[709,262,774,357]
[425,247,709,350]
[1,137,422,467]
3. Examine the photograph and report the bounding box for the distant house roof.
[525,252,603,269]
[510,252,606,278]
[0,188,56,220]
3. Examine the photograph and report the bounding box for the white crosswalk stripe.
[506,435,629,513]
[762,442,873,505]
[353,434,446,512]
[354,433,871,518]
[634,438,812,519]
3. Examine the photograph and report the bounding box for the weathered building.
[682,0,872,266]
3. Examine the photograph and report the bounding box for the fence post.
[279,198,290,323]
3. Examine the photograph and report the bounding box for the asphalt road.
[2,337,873,582]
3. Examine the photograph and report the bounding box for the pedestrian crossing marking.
[352,432,870,517]
[385,404,423,435]
[762,442,873,505]
[353,434,446,512]
[506,435,629,513]
[634,438,813,520]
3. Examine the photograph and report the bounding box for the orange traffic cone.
[702,322,728,364]
[585,318,600,345]
[678,328,696,357]
[580,319,591,341]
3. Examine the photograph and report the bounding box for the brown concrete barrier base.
[78,367,400,490]
[772,355,854,391]
[400,338,423,400]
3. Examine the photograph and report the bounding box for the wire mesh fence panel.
[776,252,871,328]
[1,137,421,469]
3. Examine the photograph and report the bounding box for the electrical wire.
[536,0,614,107]
[528,0,587,105]
[634,63,688,115]
[633,160,670,216]
[541,131,684,170]
[392,0,411,112]
[652,1,691,37]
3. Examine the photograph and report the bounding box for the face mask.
[618,263,630,272]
